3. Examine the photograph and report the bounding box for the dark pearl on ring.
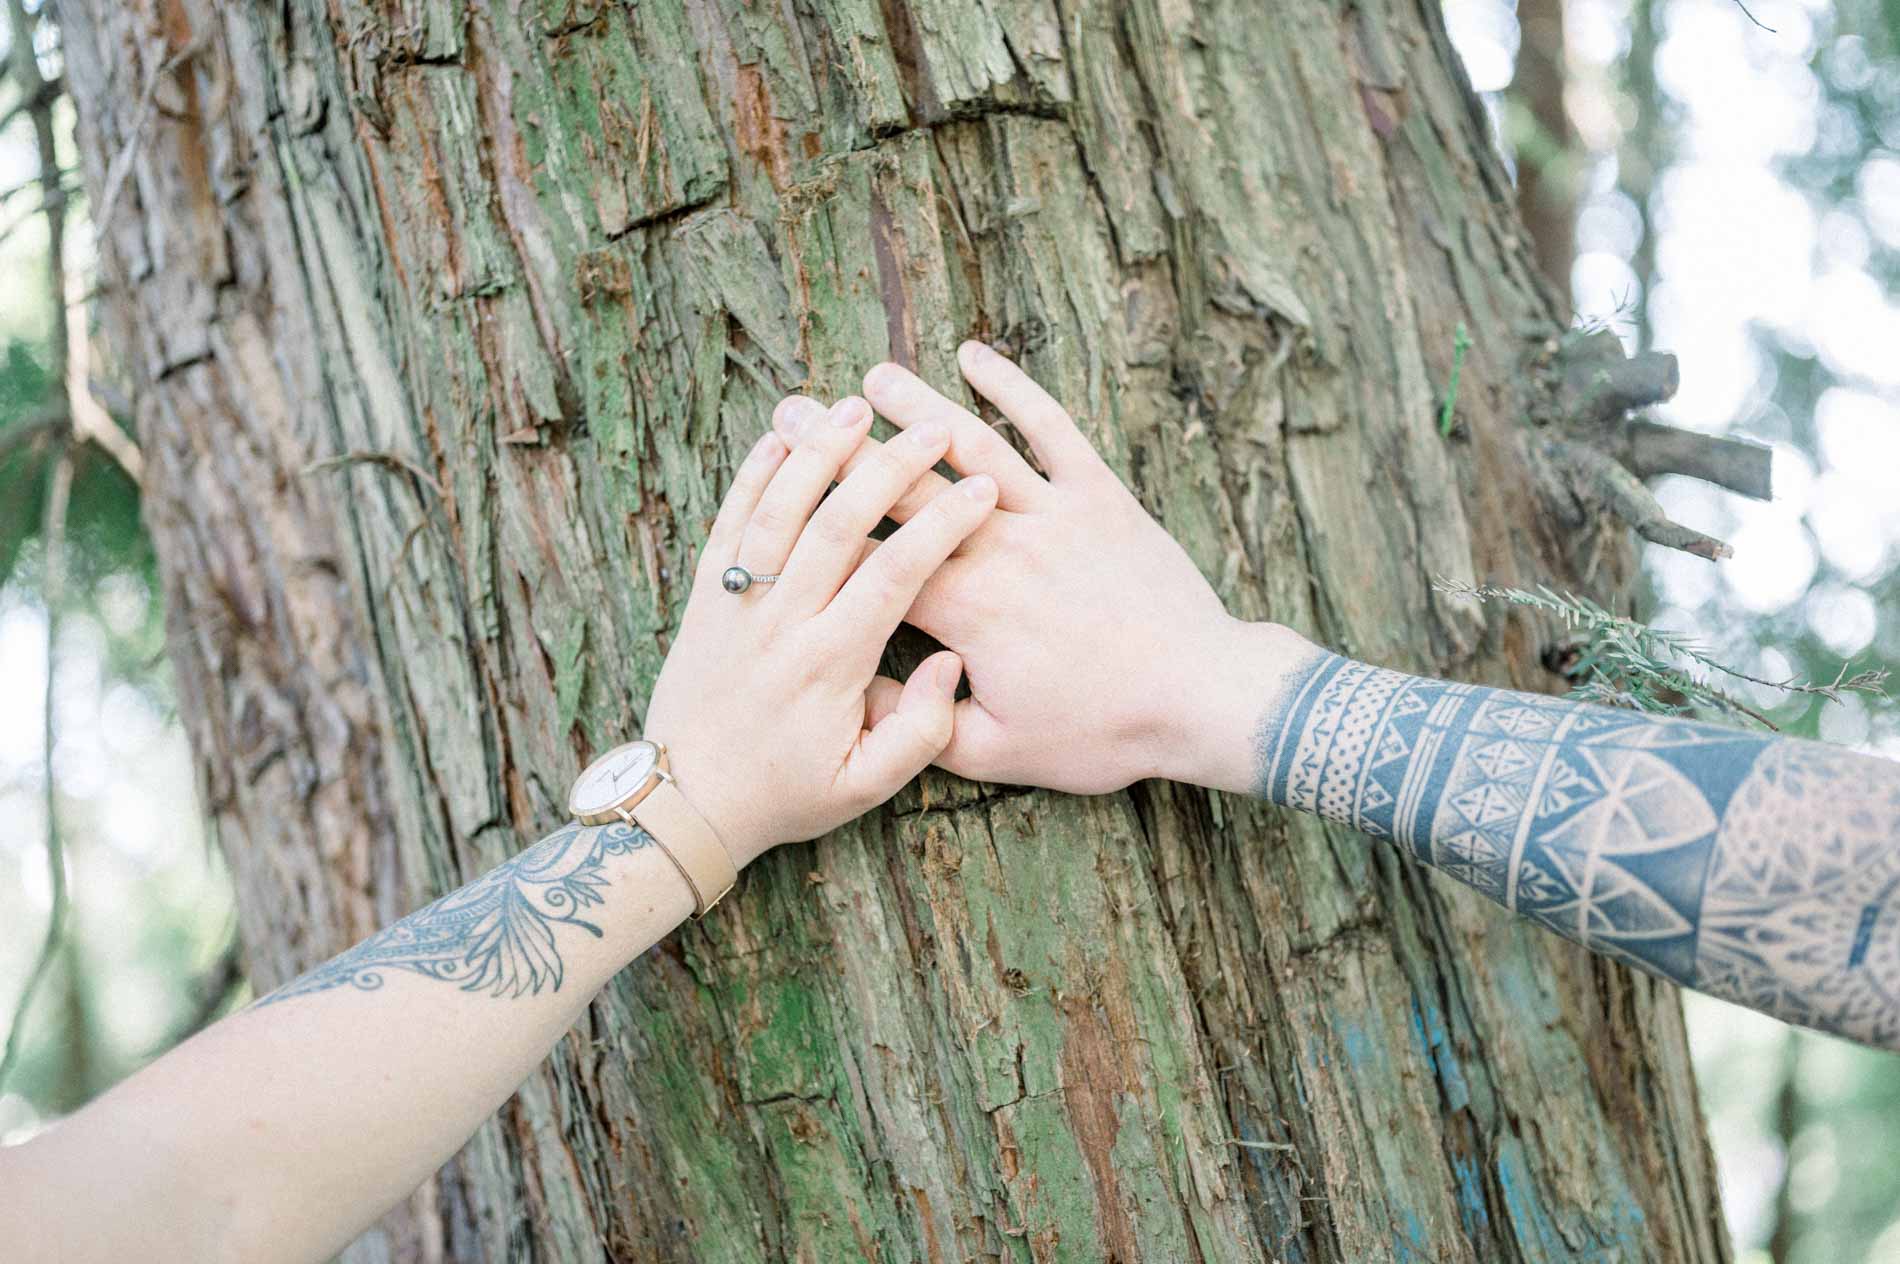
[721,566,751,594]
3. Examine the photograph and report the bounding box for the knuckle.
[879,519,933,560]
[891,488,933,520]
[860,444,910,487]
[747,501,791,538]
[931,490,982,526]
[856,560,908,608]
[806,505,859,547]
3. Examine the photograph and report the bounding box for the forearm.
[3,820,694,1264]
[1,386,983,1262]
[1192,625,1900,1049]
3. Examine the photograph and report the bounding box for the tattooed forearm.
[257,821,655,1006]
[1255,652,1900,1048]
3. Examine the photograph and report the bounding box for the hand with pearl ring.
[771,343,1306,797]
[639,393,998,868]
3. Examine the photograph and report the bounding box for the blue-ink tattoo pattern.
[257,821,655,1006]
[1257,652,1900,1047]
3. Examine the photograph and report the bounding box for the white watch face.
[568,741,660,817]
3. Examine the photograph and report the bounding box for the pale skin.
[4,346,1897,1262]
[0,397,997,1263]
[805,342,1900,1047]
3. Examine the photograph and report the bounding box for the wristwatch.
[567,739,735,917]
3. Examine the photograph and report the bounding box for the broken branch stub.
[1622,420,1773,501]
[1533,328,1771,561]
[1543,438,1735,561]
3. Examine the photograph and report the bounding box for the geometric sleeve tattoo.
[254,821,655,1007]
[1255,651,1900,1049]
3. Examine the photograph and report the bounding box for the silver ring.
[720,565,779,594]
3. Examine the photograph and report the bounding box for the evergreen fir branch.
[1434,578,1889,731]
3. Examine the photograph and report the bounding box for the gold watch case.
[567,739,670,824]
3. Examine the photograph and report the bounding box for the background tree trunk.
[59,0,1728,1260]
[1512,0,1577,293]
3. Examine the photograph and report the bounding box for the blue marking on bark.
[1450,1152,1490,1239]
[1339,1018,1380,1079]
[1393,1208,1429,1261]
[1496,1134,1647,1256]
[1495,1136,1570,1256]
[1409,997,1470,1112]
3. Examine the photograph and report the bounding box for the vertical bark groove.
[58,0,1729,1259]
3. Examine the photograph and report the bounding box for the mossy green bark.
[60,0,1728,1260]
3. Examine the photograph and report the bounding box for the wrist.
[1153,617,1322,794]
[651,744,772,871]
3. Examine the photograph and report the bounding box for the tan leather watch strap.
[622,778,735,918]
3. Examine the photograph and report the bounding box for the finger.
[702,430,790,568]
[777,419,952,608]
[931,696,1013,783]
[774,407,954,525]
[838,651,963,805]
[863,675,905,730]
[898,550,976,641]
[735,396,874,580]
[824,474,998,646]
[956,341,1103,480]
[772,393,828,437]
[861,361,1047,508]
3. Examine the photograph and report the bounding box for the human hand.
[773,345,1315,796]
[642,396,999,867]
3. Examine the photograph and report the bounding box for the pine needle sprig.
[1434,579,1890,731]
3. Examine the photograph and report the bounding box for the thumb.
[840,651,963,803]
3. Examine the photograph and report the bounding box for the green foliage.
[1435,578,1890,730]
[0,339,53,581]
[0,340,152,596]
[1437,322,1471,438]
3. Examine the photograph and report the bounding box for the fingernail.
[958,474,997,500]
[782,398,824,439]
[832,397,869,427]
[911,420,947,445]
[936,654,963,689]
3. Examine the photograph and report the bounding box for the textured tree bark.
[60,1,1730,1260]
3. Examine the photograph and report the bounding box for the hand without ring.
[720,565,779,594]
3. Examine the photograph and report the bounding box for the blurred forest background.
[1,0,1896,1258]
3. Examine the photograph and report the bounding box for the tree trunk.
[60,1,1729,1260]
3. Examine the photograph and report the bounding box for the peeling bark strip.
[59,1,1733,1261]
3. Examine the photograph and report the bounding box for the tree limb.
[0,446,75,1092]
[4,0,146,490]
[1535,328,1772,558]
[302,450,446,499]
[1557,330,1680,425]
[1623,419,1772,501]
[0,402,69,465]
[1546,436,1734,560]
